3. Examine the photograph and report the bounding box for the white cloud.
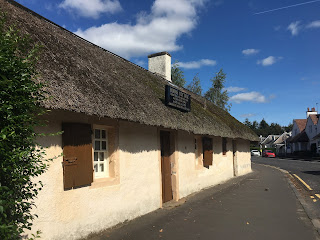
[242,49,259,56]
[223,86,246,93]
[59,0,122,19]
[306,20,320,28]
[230,92,267,103]
[74,0,206,59]
[257,56,282,66]
[287,21,301,36]
[240,113,256,118]
[177,59,216,69]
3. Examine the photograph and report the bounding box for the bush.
[0,14,48,239]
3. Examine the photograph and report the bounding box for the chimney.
[307,107,318,117]
[148,52,171,81]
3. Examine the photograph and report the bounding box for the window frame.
[93,126,109,179]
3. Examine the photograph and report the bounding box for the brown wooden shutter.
[203,137,213,167]
[62,123,93,190]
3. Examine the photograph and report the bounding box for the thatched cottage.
[1,0,258,239]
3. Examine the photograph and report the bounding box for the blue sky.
[15,0,320,126]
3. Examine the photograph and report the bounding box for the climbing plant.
[0,13,48,239]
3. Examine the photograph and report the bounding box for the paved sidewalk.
[87,164,319,240]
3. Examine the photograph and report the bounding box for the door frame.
[232,139,237,176]
[158,129,178,206]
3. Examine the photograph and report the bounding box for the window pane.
[100,163,104,172]
[99,152,104,161]
[95,141,100,150]
[95,129,100,139]
[94,164,98,172]
[94,152,98,161]
[102,141,107,150]
[101,130,106,139]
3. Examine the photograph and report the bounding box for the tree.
[283,123,293,133]
[0,14,49,239]
[204,69,231,111]
[252,120,259,130]
[171,61,186,88]
[269,123,282,135]
[244,118,252,129]
[187,73,202,95]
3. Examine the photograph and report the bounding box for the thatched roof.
[1,0,258,141]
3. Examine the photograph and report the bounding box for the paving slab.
[86,164,319,240]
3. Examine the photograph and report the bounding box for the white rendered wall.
[27,111,252,239]
[235,139,252,176]
[177,131,241,199]
[148,54,171,81]
[28,116,160,240]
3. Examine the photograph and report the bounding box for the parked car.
[262,150,275,158]
[251,150,260,156]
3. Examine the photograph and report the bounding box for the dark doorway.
[160,131,173,203]
[232,140,237,176]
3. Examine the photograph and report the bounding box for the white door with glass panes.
[93,128,108,178]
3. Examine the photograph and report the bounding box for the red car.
[262,150,275,158]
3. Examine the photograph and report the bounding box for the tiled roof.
[310,115,319,125]
[294,119,307,132]
[289,130,309,143]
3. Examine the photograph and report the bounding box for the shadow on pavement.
[302,171,320,176]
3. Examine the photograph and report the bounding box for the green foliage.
[243,118,292,137]
[171,61,186,87]
[204,69,231,112]
[0,14,48,239]
[283,123,293,132]
[187,73,202,95]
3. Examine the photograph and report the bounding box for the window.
[93,128,108,178]
[309,125,312,133]
[203,137,213,167]
[62,122,119,190]
[222,138,227,155]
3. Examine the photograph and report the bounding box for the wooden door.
[160,131,173,203]
[203,137,213,167]
[232,140,236,176]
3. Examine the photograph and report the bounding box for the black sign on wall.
[165,85,191,112]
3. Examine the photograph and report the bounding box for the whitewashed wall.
[28,115,161,240]
[27,111,252,239]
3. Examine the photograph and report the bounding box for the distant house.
[260,135,280,149]
[306,112,320,153]
[290,118,308,152]
[273,132,291,155]
[288,108,319,153]
[2,1,258,239]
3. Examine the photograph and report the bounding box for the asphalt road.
[87,164,319,240]
[252,156,320,195]
[252,156,320,221]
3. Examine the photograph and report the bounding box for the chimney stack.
[307,107,318,117]
[148,52,171,82]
